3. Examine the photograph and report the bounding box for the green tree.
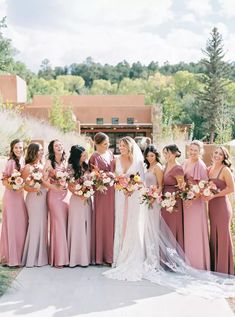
[0,17,14,71]
[38,58,55,80]
[196,27,231,143]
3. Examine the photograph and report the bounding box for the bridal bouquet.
[90,169,115,193]
[140,185,160,209]
[161,191,177,212]
[69,174,95,201]
[25,166,43,195]
[6,169,25,191]
[115,173,143,196]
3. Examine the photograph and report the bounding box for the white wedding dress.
[103,140,235,298]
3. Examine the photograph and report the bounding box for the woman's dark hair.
[218,146,232,171]
[163,144,181,158]
[144,144,161,169]
[48,139,66,169]
[25,143,40,164]
[94,132,108,145]
[9,139,23,171]
[68,145,88,179]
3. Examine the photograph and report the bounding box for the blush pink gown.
[209,167,234,275]
[47,163,70,266]
[183,159,210,270]
[89,151,115,264]
[0,159,28,266]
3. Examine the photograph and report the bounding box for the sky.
[1,0,235,71]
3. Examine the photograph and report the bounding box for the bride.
[104,138,235,298]
[104,136,145,281]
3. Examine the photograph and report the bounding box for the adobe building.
[0,74,192,153]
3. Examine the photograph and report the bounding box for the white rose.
[78,190,83,196]
[199,181,205,189]
[33,172,43,180]
[34,182,41,189]
[103,177,111,184]
[84,180,93,187]
[56,171,64,178]
[203,188,211,197]
[165,192,171,198]
[75,184,82,190]
[191,185,200,194]
[187,191,195,200]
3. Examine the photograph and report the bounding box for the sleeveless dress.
[89,151,115,264]
[209,167,234,275]
[104,156,145,281]
[47,162,70,266]
[161,165,184,251]
[0,159,28,266]
[144,168,161,270]
[183,159,210,270]
[68,170,91,267]
[22,163,48,267]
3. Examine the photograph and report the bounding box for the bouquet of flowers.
[178,183,197,201]
[191,180,218,198]
[161,191,177,213]
[115,173,143,196]
[52,169,69,189]
[6,169,24,191]
[140,185,160,209]
[69,173,95,202]
[90,169,115,193]
[25,166,43,195]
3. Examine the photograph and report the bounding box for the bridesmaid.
[89,132,115,265]
[67,145,91,267]
[21,143,48,267]
[161,144,184,251]
[208,146,234,275]
[44,139,69,268]
[182,140,210,270]
[0,139,28,266]
[144,145,163,266]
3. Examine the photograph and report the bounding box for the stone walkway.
[0,266,234,317]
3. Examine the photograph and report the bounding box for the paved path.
[0,266,234,317]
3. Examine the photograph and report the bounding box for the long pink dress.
[209,167,234,275]
[89,151,115,264]
[0,159,28,266]
[47,162,70,266]
[21,164,48,267]
[68,175,91,267]
[183,159,210,270]
[161,165,184,251]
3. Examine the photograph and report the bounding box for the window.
[127,117,134,124]
[112,117,119,125]
[96,118,104,125]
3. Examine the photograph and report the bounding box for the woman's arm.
[154,164,163,194]
[212,167,234,198]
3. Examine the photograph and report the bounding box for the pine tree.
[197,27,231,143]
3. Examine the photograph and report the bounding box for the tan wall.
[0,75,27,103]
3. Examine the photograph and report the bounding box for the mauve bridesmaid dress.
[209,167,234,275]
[89,151,115,264]
[161,165,184,251]
[183,159,210,270]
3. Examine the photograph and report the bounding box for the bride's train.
[104,202,235,299]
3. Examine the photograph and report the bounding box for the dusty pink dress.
[209,167,234,275]
[68,173,91,267]
[21,163,48,267]
[47,162,70,266]
[0,159,28,266]
[89,151,115,264]
[183,159,210,270]
[161,165,184,251]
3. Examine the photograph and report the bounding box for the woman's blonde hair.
[119,136,134,160]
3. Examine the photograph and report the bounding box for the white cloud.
[0,0,7,17]
[218,0,235,18]
[186,0,213,17]
[180,13,197,23]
